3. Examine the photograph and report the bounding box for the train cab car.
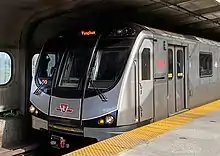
[29,22,220,148]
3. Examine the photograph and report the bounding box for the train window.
[32,54,39,77]
[34,39,64,92]
[199,52,213,77]
[59,50,90,88]
[91,49,129,83]
[37,53,56,78]
[87,39,131,89]
[168,49,173,79]
[141,48,150,80]
[0,52,12,85]
[177,49,184,79]
[59,37,132,89]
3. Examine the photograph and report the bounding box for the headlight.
[105,115,114,125]
[29,105,36,113]
[35,110,39,115]
[29,105,39,115]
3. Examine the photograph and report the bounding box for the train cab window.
[141,48,150,80]
[0,52,12,85]
[36,49,62,91]
[36,38,64,85]
[38,53,56,78]
[168,49,173,79]
[89,39,131,89]
[59,50,90,88]
[35,51,61,93]
[199,52,213,77]
[59,36,132,90]
[32,54,39,77]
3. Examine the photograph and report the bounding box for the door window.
[141,48,151,80]
[168,48,173,79]
[177,49,184,79]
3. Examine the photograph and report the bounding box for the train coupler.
[50,134,70,149]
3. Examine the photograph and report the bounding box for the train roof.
[142,25,220,48]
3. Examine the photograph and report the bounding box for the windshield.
[35,38,64,89]
[38,53,56,78]
[58,37,132,90]
[34,24,140,98]
[89,38,132,89]
[58,38,97,89]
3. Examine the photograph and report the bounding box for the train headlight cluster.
[29,105,39,115]
[29,105,35,113]
[105,115,114,125]
[98,115,115,126]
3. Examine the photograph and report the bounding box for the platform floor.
[65,100,220,156]
[119,110,220,156]
[0,144,38,156]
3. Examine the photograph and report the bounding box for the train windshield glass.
[35,38,64,88]
[58,38,132,90]
[37,53,56,78]
[58,38,97,88]
[58,25,137,90]
[89,38,132,89]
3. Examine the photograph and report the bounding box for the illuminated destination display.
[81,30,96,36]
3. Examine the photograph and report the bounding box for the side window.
[141,48,151,80]
[168,48,173,79]
[32,54,39,77]
[0,52,12,85]
[199,52,212,77]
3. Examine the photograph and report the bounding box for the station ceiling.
[1,0,220,48]
[133,0,220,41]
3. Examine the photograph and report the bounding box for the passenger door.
[167,45,185,115]
[137,39,154,122]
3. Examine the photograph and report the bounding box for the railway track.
[15,135,97,156]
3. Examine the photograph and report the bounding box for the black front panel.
[49,116,81,128]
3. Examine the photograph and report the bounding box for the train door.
[48,51,82,124]
[167,45,185,115]
[137,39,154,122]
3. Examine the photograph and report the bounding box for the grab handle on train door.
[139,83,143,95]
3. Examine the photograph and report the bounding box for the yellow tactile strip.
[64,100,220,156]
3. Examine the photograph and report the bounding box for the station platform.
[65,100,220,156]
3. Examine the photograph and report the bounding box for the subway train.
[29,22,220,148]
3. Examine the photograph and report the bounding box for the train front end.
[29,23,141,148]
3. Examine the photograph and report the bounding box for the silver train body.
[29,23,220,141]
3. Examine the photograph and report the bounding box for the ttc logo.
[56,103,73,113]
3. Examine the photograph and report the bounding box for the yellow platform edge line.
[64,100,220,156]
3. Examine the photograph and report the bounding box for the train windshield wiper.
[89,79,108,102]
